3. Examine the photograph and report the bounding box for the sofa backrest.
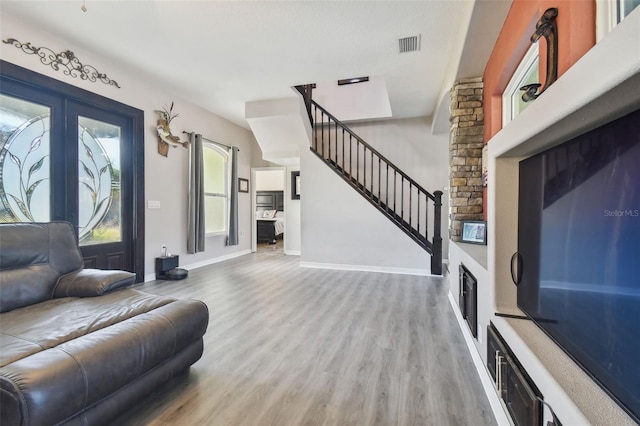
[0,221,83,312]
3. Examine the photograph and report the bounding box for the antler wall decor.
[155,102,189,157]
[520,8,559,102]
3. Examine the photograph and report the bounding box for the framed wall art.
[239,178,249,193]
[291,171,300,199]
[461,220,487,245]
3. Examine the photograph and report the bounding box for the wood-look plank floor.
[113,253,495,426]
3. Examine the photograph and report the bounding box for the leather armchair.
[0,222,209,425]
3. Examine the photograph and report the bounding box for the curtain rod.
[182,131,237,151]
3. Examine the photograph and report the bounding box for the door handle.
[510,252,522,286]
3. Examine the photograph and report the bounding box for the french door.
[0,61,144,281]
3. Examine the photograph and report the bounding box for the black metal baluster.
[349,134,353,179]
[376,157,380,205]
[417,192,421,238]
[357,140,360,185]
[312,104,317,151]
[393,170,397,217]
[320,111,324,157]
[363,146,367,192]
[425,195,429,240]
[409,182,412,232]
[386,163,389,212]
[335,123,338,167]
[342,128,345,173]
[328,116,332,162]
[401,176,404,222]
[370,150,374,196]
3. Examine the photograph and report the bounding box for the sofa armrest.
[54,269,136,298]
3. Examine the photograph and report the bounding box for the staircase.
[296,86,443,275]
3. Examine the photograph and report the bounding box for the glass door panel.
[77,116,122,246]
[2,61,144,280]
[0,94,51,223]
[67,100,133,273]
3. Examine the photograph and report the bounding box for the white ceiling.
[0,0,511,129]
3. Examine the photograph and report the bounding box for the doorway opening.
[252,168,285,254]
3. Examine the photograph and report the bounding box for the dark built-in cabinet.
[459,264,478,338]
[487,323,543,426]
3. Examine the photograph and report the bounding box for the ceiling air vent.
[399,35,421,53]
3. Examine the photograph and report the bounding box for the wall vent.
[399,35,421,53]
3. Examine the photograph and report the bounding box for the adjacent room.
[1,1,639,425]
[254,168,286,253]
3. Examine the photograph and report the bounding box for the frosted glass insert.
[78,116,121,245]
[0,94,51,223]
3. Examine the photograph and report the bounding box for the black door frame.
[1,60,145,282]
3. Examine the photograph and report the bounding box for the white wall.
[346,117,450,258]
[300,116,449,274]
[313,76,392,121]
[245,97,309,165]
[255,170,284,191]
[1,13,261,280]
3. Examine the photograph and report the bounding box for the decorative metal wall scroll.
[520,8,558,102]
[2,38,121,88]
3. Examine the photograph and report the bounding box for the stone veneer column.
[449,77,484,241]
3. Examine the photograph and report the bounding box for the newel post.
[431,190,443,275]
[302,84,314,126]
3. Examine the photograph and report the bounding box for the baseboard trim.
[144,249,252,282]
[447,292,511,426]
[284,250,301,256]
[299,261,431,276]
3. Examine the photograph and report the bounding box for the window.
[502,43,539,127]
[203,143,229,234]
[597,0,640,41]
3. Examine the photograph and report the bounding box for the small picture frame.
[239,178,249,193]
[291,171,300,200]
[461,220,487,245]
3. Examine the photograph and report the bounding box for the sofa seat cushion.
[0,289,178,367]
[0,289,208,426]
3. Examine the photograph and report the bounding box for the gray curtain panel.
[227,146,239,246]
[187,133,205,253]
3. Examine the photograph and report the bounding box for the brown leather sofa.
[0,222,209,425]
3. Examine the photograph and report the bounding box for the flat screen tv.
[517,107,640,422]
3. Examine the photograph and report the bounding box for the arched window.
[203,142,229,234]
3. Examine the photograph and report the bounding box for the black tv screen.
[517,108,640,422]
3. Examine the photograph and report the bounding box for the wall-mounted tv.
[517,107,640,422]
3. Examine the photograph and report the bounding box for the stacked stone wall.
[449,77,484,241]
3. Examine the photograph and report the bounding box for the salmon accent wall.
[482,0,595,219]
[483,0,596,143]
